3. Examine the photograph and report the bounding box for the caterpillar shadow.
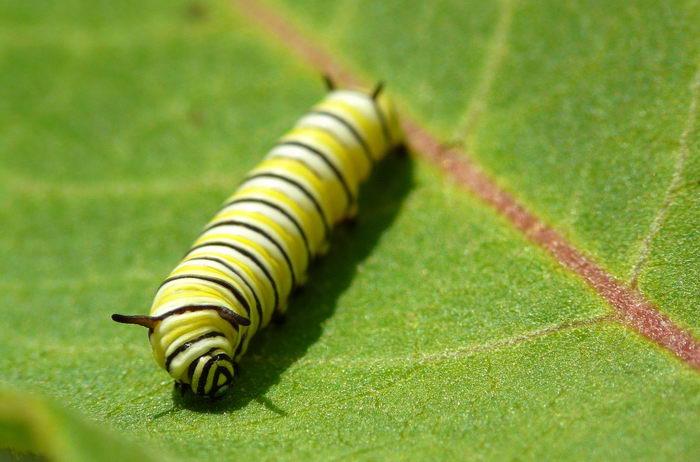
[171,150,414,413]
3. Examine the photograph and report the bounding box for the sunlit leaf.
[0,0,698,460]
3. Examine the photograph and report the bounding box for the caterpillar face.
[185,349,236,398]
[149,309,241,398]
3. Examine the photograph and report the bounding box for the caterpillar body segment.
[112,82,403,398]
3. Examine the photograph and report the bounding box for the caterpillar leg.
[174,381,188,397]
[347,201,359,220]
[296,271,309,287]
[337,201,359,229]
[233,362,241,377]
[174,379,234,401]
[394,142,409,158]
[316,239,331,256]
[341,214,359,229]
[293,283,306,297]
[272,311,287,325]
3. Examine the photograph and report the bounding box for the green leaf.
[284,0,700,334]
[0,387,172,462]
[0,0,698,460]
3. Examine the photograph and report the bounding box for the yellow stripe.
[210,210,308,272]
[255,157,328,197]
[155,287,229,306]
[170,264,254,306]
[228,186,323,249]
[376,92,403,145]
[193,233,293,326]
[184,250,272,327]
[149,312,238,370]
[282,126,361,190]
[316,99,383,160]
[220,361,234,375]
[186,250,269,300]
[152,287,248,325]
[203,361,217,393]
[171,263,239,284]
[163,325,217,358]
[251,157,345,224]
[190,356,206,387]
[194,233,283,278]
[161,321,221,353]
[251,157,337,222]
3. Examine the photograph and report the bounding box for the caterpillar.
[112,79,404,398]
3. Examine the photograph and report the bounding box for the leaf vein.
[628,60,700,287]
[453,0,516,140]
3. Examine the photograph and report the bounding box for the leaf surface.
[0,0,698,460]
[0,388,172,462]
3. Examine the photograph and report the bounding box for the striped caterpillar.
[112,79,404,398]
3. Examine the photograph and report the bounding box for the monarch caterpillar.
[112,78,404,398]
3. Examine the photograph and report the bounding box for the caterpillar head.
[184,349,236,398]
[112,306,249,399]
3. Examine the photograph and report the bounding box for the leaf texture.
[0,0,698,460]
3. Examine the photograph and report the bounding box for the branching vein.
[453,0,516,141]
[628,61,700,287]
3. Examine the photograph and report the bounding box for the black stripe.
[165,331,223,371]
[210,352,233,370]
[209,368,225,397]
[197,355,218,395]
[147,304,250,329]
[160,274,251,316]
[204,220,297,288]
[268,154,322,179]
[234,334,247,358]
[368,98,391,146]
[184,256,264,326]
[308,110,375,165]
[276,140,355,211]
[219,366,233,380]
[212,352,233,363]
[189,347,217,390]
[187,241,280,314]
[225,198,312,261]
[208,357,234,397]
[242,173,331,239]
[187,354,203,383]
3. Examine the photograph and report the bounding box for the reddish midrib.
[407,121,700,369]
[235,0,700,371]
